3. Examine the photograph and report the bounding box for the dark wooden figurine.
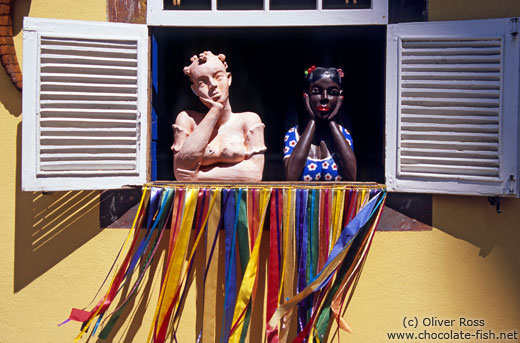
[284,66,357,181]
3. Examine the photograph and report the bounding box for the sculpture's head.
[304,66,344,120]
[183,51,232,104]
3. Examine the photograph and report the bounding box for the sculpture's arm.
[329,121,357,181]
[284,120,316,181]
[201,154,264,181]
[175,154,264,182]
[244,114,267,157]
[173,103,222,173]
[284,93,318,181]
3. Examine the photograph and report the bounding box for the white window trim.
[386,18,519,196]
[22,18,149,191]
[147,0,387,26]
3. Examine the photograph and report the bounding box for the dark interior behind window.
[151,26,386,182]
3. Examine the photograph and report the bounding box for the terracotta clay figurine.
[172,51,266,181]
[284,66,357,181]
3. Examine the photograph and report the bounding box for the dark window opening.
[323,0,371,10]
[151,26,386,182]
[218,0,263,10]
[270,0,316,10]
[163,0,211,10]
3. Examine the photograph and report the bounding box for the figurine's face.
[190,58,231,103]
[307,77,342,120]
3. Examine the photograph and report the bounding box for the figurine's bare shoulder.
[174,110,206,131]
[238,111,264,128]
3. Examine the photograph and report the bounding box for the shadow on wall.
[0,55,21,116]
[433,194,520,285]
[14,123,103,292]
[0,0,30,117]
[89,232,167,343]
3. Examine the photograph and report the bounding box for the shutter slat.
[40,109,136,119]
[41,63,137,76]
[36,170,139,176]
[401,156,499,167]
[401,105,498,116]
[40,161,136,171]
[41,153,136,161]
[402,55,500,64]
[41,73,137,84]
[401,114,498,124]
[402,80,500,89]
[41,82,137,93]
[41,44,137,56]
[41,37,137,49]
[402,63,500,72]
[401,164,498,177]
[402,40,501,48]
[401,140,498,151]
[40,145,136,153]
[41,54,137,67]
[401,132,498,142]
[401,122,498,133]
[41,118,137,128]
[401,88,499,99]
[40,91,137,101]
[401,147,498,159]
[402,71,499,81]
[401,97,499,108]
[40,100,137,110]
[40,137,137,146]
[402,47,501,56]
[40,128,137,137]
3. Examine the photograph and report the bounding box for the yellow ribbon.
[167,189,220,338]
[331,189,344,252]
[202,190,222,343]
[152,188,198,340]
[228,188,271,343]
[279,188,297,343]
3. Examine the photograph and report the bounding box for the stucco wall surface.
[0,0,518,342]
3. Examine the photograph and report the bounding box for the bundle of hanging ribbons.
[62,182,386,343]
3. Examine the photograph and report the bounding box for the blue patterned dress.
[283,125,354,181]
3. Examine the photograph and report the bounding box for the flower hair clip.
[337,68,345,78]
[304,65,317,76]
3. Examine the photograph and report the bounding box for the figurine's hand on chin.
[199,96,224,110]
[325,95,343,121]
[303,93,316,120]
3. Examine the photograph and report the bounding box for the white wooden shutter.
[22,18,149,191]
[386,18,519,196]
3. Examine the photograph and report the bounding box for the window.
[147,0,388,26]
[21,18,149,191]
[386,18,519,196]
[20,15,520,197]
[151,26,386,182]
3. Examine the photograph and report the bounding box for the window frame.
[147,0,388,26]
[21,15,520,197]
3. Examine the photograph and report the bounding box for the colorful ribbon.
[66,182,386,343]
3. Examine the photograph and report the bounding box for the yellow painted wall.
[0,1,518,342]
[429,0,520,21]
